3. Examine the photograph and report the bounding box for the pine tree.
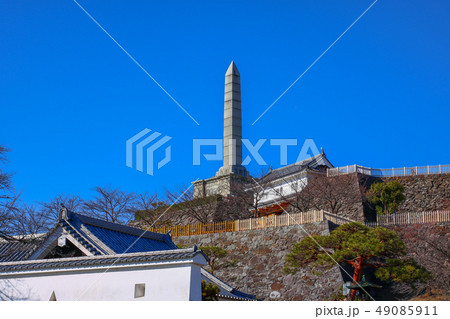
[284,222,430,300]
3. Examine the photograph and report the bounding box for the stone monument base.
[193,173,251,198]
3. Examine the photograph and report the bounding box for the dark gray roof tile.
[261,153,332,183]
[0,247,203,273]
[200,268,257,301]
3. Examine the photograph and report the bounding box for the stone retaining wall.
[358,173,450,219]
[175,221,344,300]
[392,175,450,213]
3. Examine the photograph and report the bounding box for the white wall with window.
[0,253,206,301]
[258,176,308,207]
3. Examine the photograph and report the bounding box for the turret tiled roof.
[261,152,333,182]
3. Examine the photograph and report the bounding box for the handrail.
[322,211,357,225]
[327,164,450,177]
[365,210,450,227]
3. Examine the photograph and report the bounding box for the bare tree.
[230,168,272,217]
[271,176,316,214]
[263,171,366,219]
[38,194,84,224]
[0,198,20,241]
[166,186,219,224]
[218,188,254,220]
[83,187,136,224]
[132,192,169,228]
[308,174,364,216]
[0,145,13,196]
[402,224,449,295]
[8,204,53,237]
[0,145,21,241]
[229,181,258,216]
[0,146,52,243]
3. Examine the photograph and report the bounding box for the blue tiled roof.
[60,218,103,255]
[0,212,178,263]
[67,212,178,254]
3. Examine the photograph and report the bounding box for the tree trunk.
[350,257,363,301]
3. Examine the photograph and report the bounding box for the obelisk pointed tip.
[226,61,240,76]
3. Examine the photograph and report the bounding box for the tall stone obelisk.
[217,61,248,177]
[193,61,249,198]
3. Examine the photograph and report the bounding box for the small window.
[134,283,145,298]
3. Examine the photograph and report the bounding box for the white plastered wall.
[0,259,204,301]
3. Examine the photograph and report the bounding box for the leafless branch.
[83,187,136,224]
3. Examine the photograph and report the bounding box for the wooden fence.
[365,210,450,227]
[149,210,325,237]
[149,210,450,237]
[149,220,235,237]
[235,210,324,231]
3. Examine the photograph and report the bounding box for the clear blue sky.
[1,0,449,204]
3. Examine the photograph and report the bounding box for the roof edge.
[0,246,198,267]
